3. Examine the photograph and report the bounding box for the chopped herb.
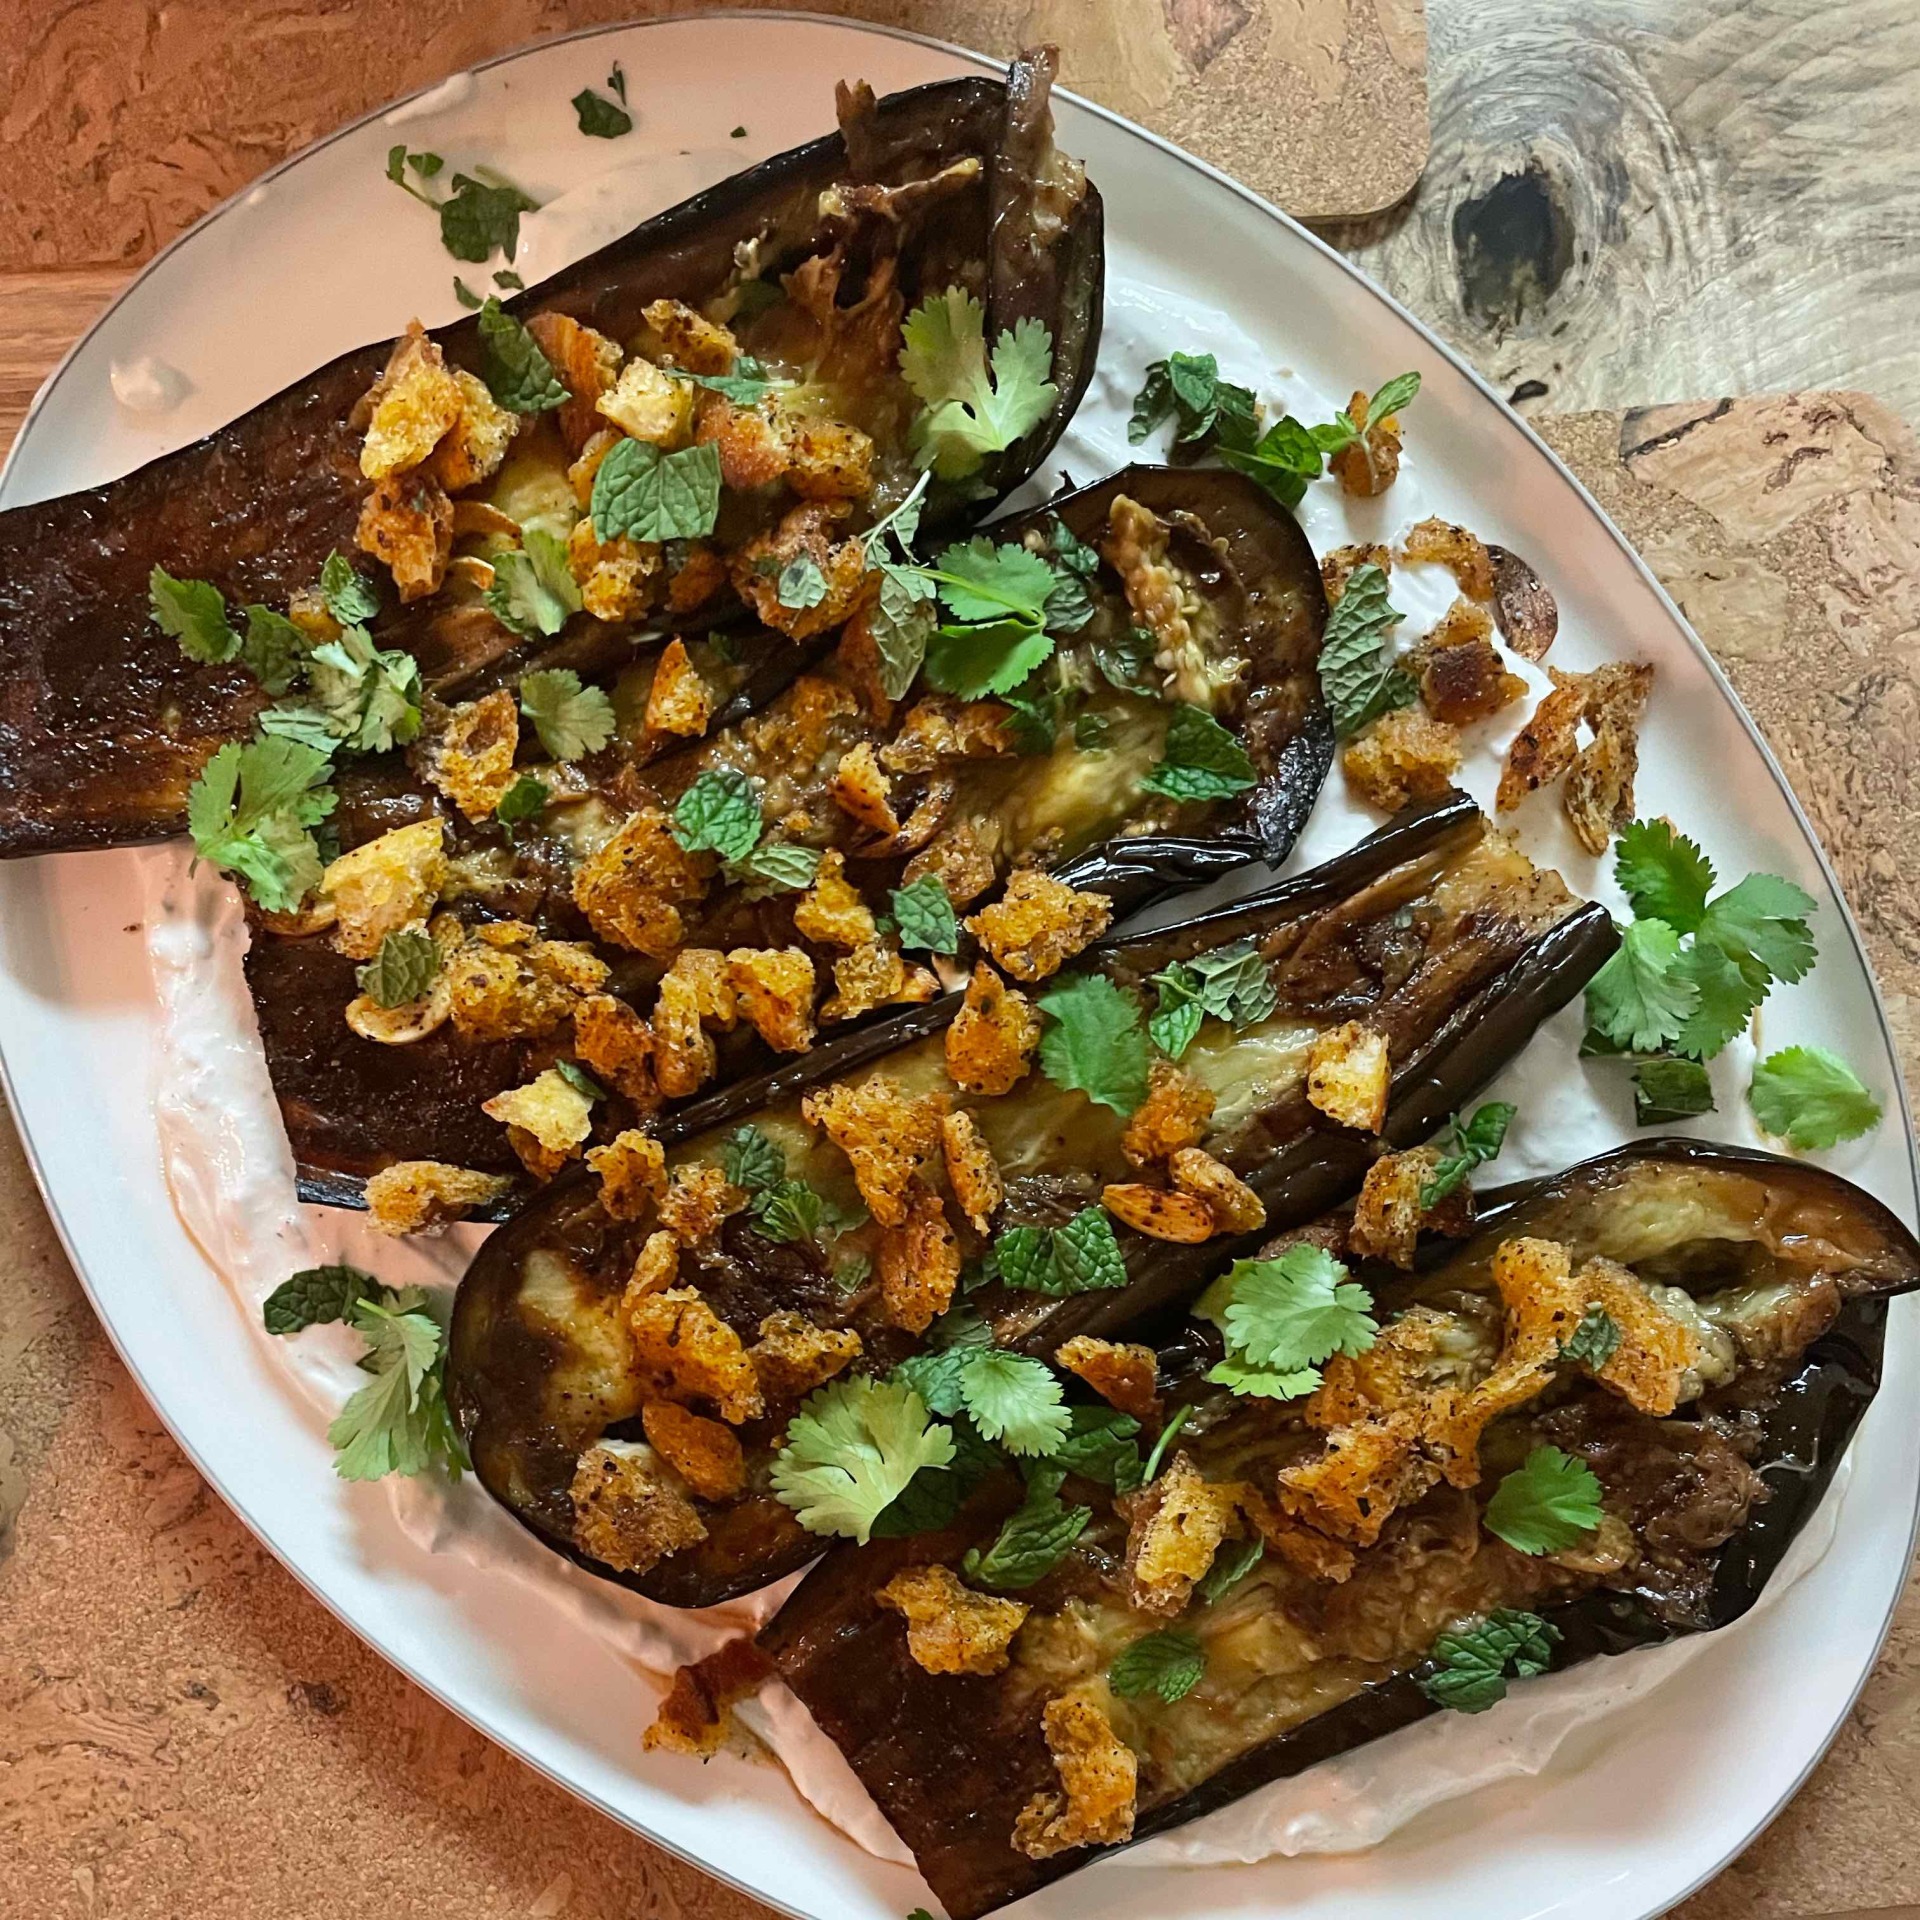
[355,927,440,1009]
[494,774,550,843]
[961,1465,1091,1589]
[721,1123,785,1194]
[554,1058,606,1103]
[899,289,1056,481]
[1194,1246,1377,1400]
[239,605,308,696]
[186,736,336,913]
[439,171,540,264]
[1109,1628,1206,1703]
[572,87,633,138]
[1633,1055,1715,1126]
[670,768,762,863]
[1483,1445,1604,1555]
[1149,940,1276,1059]
[485,525,582,637]
[1559,1303,1622,1370]
[891,874,959,954]
[1037,972,1151,1115]
[1749,1046,1882,1150]
[1140,703,1258,802]
[452,275,483,310]
[728,840,822,894]
[1418,1102,1516,1209]
[1319,562,1415,738]
[607,63,628,103]
[751,1180,826,1245]
[518,667,615,761]
[149,566,239,665]
[320,551,380,626]
[770,1376,957,1544]
[328,1289,466,1482]
[493,269,525,291]
[1127,352,1257,449]
[1140,1406,1191,1482]
[1051,1406,1144,1491]
[776,552,828,611]
[262,1262,381,1335]
[731,124,747,139]
[1093,623,1156,693]
[1417,1608,1559,1713]
[1196,1536,1264,1606]
[477,297,569,413]
[591,437,722,543]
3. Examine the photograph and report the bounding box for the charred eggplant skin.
[760,1144,1920,1920]
[446,796,1614,1610]
[0,62,1101,857]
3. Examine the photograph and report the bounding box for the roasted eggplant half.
[760,1143,1920,1920]
[249,463,1330,1203]
[445,796,1615,1607]
[0,51,1101,854]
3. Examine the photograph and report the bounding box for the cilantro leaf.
[1696,872,1818,986]
[1483,1445,1604,1555]
[1318,563,1415,738]
[1584,918,1698,1055]
[477,297,568,413]
[670,768,762,863]
[186,736,336,913]
[871,1413,1004,1537]
[1615,819,1715,933]
[262,1263,382,1335]
[150,566,240,664]
[1417,1608,1560,1713]
[519,668,615,761]
[1052,1406,1144,1491]
[328,1293,465,1482]
[1196,1536,1264,1606]
[572,87,633,138]
[495,774,549,842]
[1633,1055,1715,1126]
[1195,1246,1376,1394]
[1671,938,1765,1059]
[1204,1354,1326,1399]
[1140,704,1259,802]
[900,290,1056,480]
[439,172,539,263]
[320,552,380,626]
[891,874,958,954]
[240,605,307,695]
[930,540,1056,624]
[728,840,822,894]
[287,622,422,753]
[591,438,722,543]
[355,927,440,1008]
[770,1377,957,1543]
[486,526,582,638]
[1418,1101,1515,1209]
[1037,974,1150,1115]
[1110,1628,1206,1703]
[1559,1303,1622,1370]
[958,1349,1070,1457]
[1749,1046,1882,1150]
[961,1466,1090,1589]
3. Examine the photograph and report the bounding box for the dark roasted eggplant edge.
[758,1142,1920,1918]
[444,795,1615,1607]
[0,55,1102,857]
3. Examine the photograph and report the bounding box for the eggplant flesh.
[0,57,1101,855]
[759,1143,1920,1920]
[446,796,1613,1608]
[257,463,1330,1202]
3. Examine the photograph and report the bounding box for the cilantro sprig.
[900,289,1057,481]
[186,737,337,913]
[1037,973,1150,1115]
[1749,1046,1881,1150]
[1483,1445,1604,1555]
[770,1376,957,1544]
[519,668,615,761]
[1194,1246,1377,1400]
[486,525,581,637]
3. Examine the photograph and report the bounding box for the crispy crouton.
[1304,1306,1468,1431]
[821,939,937,1024]
[1424,596,1497,654]
[941,1110,1004,1233]
[1102,1183,1217,1243]
[905,816,1002,907]
[1573,1253,1706,1417]
[527,311,624,455]
[880,697,1015,774]
[694,392,791,491]
[427,368,518,493]
[667,540,730,614]
[965,870,1112,983]
[1305,1022,1391,1132]
[1327,387,1402,497]
[1342,705,1462,812]
[1013,1696,1138,1860]
[359,324,463,479]
[586,1129,667,1221]
[1169,1147,1267,1233]
[482,1067,595,1162]
[1420,627,1526,727]
[1054,1335,1161,1422]
[1563,661,1655,855]
[1347,1148,1473,1267]
[1320,542,1393,603]
[421,689,519,822]
[657,1164,747,1249]
[642,1637,772,1756]
[641,298,739,376]
[828,740,899,837]
[750,1311,863,1401]
[322,818,447,960]
[625,1286,762,1424]
[651,950,737,1098]
[364,1160,513,1236]
[793,849,878,949]
[727,947,817,1053]
[642,1400,746,1501]
[626,1230,680,1301]
[878,1564,1030,1676]
[1121,1060,1216,1168]
[1254,1511,1358,1583]
[740,671,861,769]
[1401,517,1496,601]
[357,471,454,601]
[567,426,621,507]
[1275,1413,1435,1546]
[1123,1455,1243,1615]
[732,501,869,640]
[782,414,877,503]
[598,356,694,446]
[1496,669,1587,814]
[641,637,714,738]
[573,807,706,958]
[446,925,609,1041]
[566,517,662,623]
[946,964,1041,1096]
[572,994,660,1109]
[802,1074,948,1227]
[570,1440,707,1575]
[877,1189,962,1333]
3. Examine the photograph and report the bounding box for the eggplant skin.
[759,1144,1920,1920]
[445,797,1614,1611]
[0,61,1101,857]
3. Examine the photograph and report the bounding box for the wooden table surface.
[5,4,1920,1919]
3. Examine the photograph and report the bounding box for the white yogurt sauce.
[110,355,192,415]
[384,71,477,128]
[143,269,1832,1867]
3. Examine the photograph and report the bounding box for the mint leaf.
[1318,563,1414,738]
[961,1468,1090,1589]
[355,927,440,1008]
[495,774,549,842]
[453,276,483,311]
[728,841,822,893]
[1196,1536,1263,1606]
[991,1207,1129,1297]
[477,297,568,413]
[262,1263,382,1335]
[519,667,615,760]
[751,1180,826,1245]
[1109,1628,1206,1703]
[591,438,722,542]
[1633,1056,1714,1125]
[1051,1406,1144,1491]
[1584,919,1697,1055]
[439,172,539,263]
[573,87,633,138]
[1366,372,1421,420]
[1558,1304,1622,1370]
[1127,352,1256,448]
[870,570,935,699]
[1483,1445,1604,1555]
[1037,973,1150,1115]
[150,566,239,664]
[1418,1608,1560,1713]
[1418,1101,1516,1209]
[1749,1046,1882,1149]
[891,874,958,954]
[553,1058,606,1103]
[722,1124,786,1194]
[1150,941,1275,1054]
[1218,414,1323,510]
[1140,704,1258,802]
[670,768,762,863]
